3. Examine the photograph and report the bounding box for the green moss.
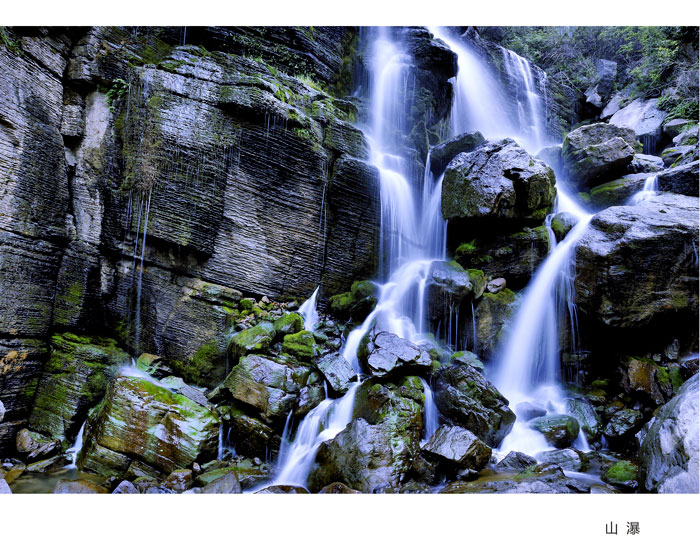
[513,464,539,481]
[466,269,486,295]
[0,26,22,54]
[482,288,516,305]
[282,330,318,361]
[273,312,304,336]
[604,460,638,484]
[671,292,688,309]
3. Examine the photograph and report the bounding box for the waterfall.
[420,378,439,444]
[66,421,86,469]
[500,47,548,151]
[631,173,659,205]
[297,286,320,331]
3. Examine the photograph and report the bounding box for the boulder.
[353,376,424,433]
[434,362,515,447]
[316,353,355,394]
[535,448,584,471]
[565,398,602,440]
[657,162,699,197]
[27,333,129,443]
[228,322,276,364]
[496,451,538,471]
[318,482,361,494]
[486,278,506,294]
[222,355,296,424]
[78,375,220,477]
[600,90,627,119]
[627,153,664,174]
[639,374,698,493]
[308,417,415,493]
[112,480,138,494]
[363,332,431,378]
[603,409,644,442]
[619,356,670,405]
[609,98,667,154]
[422,425,491,471]
[601,459,639,491]
[673,124,698,147]
[272,312,304,337]
[529,414,580,448]
[550,212,577,242]
[473,289,518,359]
[200,471,242,494]
[455,227,549,290]
[164,469,193,492]
[441,138,556,222]
[588,173,651,208]
[661,145,697,167]
[282,330,320,362]
[159,377,209,408]
[561,123,636,188]
[663,119,694,139]
[328,280,378,323]
[428,130,486,176]
[575,194,699,330]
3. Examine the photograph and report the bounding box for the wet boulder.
[588,173,649,208]
[561,123,636,188]
[434,362,515,447]
[363,332,431,378]
[318,482,361,494]
[428,130,486,176]
[536,448,585,471]
[455,227,550,289]
[78,375,220,477]
[565,398,602,440]
[529,414,580,448]
[603,408,644,443]
[627,153,664,174]
[441,138,556,223]
[474,288,518,359]
[308,417,415,493]
[272,312,304,338]
[316,353,355,394]
[575,194,699,330]
[639,374,698,493]
[27,333,129,443]
[201,471,242,494]
[601,459,639,491]
[496,451,538,471]
[282,330,320,362]
[353,376,424,433]
[422,425,491,472]
[222,355,297,423]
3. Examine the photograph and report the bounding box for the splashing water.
[420,378,439,444]
[66,422,86,469]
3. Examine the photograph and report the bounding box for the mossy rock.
[228,322,276,363]
[329,280,377,321]
[282,330,319,361]
[529,414,580,449]
[273,312,304,337]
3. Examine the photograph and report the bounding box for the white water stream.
[297,286,320,331]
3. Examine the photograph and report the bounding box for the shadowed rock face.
[575,193,699,331]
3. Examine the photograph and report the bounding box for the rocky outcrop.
[473,289,518,359]
[78,374,220,476]
[588,173,650,208]
[608,98,667,154]
[575,194,699,331]
[656,162,699,197]
[442,138,556,223]
[434,362,515,447]
[28,333,129,443]
[562,123,636,188]
[638,374,699,493]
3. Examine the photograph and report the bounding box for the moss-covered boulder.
[565,398,602,440]
[28,333,129,444]
[328,280,378,322]
[561,122,636,188]
[228,322,276,364]
[273,312,304,338]
[602,459,638,491]
[529,414,580,448]
[589,173,648,208]
[434,362,515,447]
[78,375,220,477]
[282,330,319,361]
[442,138,556,223]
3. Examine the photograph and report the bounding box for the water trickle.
[134,188,152,356]
[297,286,320,331]
[631,173,659,205]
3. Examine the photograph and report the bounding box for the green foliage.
[657,95,699,123]
[0,26,22,54]
[106,78,130,113]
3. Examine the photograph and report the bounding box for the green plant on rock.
[0,26,22,54]
[106,78,131,113]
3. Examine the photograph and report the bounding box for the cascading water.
[631,173,659,204]
[297,286,320,331]
[66,421,86,469]
[420,378,439,444]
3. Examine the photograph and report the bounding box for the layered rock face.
[0,26,382,452]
